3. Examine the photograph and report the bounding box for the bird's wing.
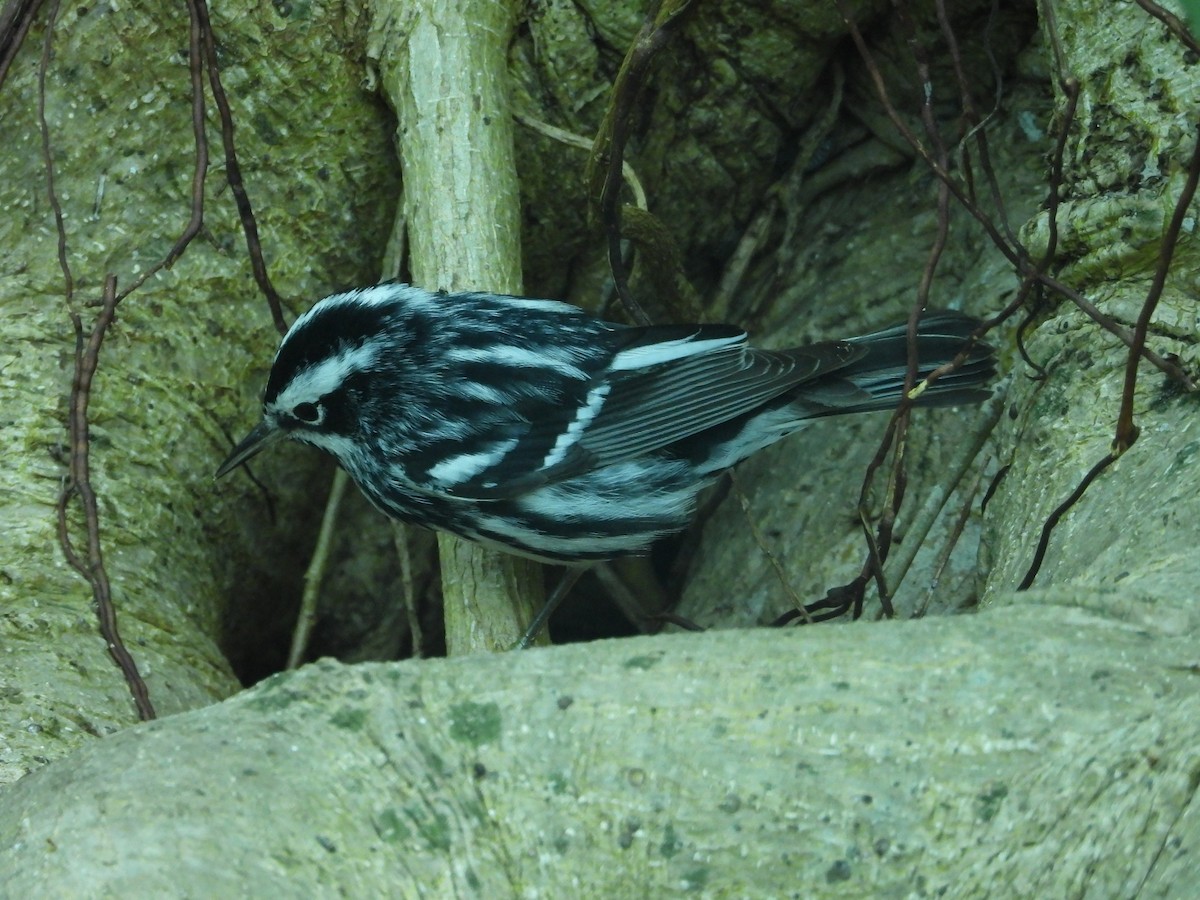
[421,324,864,500]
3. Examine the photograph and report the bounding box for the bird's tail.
[678,311,995,477]
[789,311,995,417]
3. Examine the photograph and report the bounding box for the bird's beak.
[215,419,283,478]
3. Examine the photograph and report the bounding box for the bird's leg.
[513,566,589,650]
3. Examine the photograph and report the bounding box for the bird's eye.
[293,402,321,423]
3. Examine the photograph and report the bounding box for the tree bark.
[1,600,1197,895]
[2,0,1199,894]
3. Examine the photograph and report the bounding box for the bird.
[216,283,994,563]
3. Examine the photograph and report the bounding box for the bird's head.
[215,285,429,478]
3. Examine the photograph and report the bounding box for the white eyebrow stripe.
[608,333,744,372]
[427,439,520,488]
[350,284,434,308]
[270,342,381,412]
[542,382,611,470]
[286,285,440,339]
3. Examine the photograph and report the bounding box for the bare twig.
[886,387,1005,612]
[773,574,869,626]
[516,112,648,211]
[1133,0,1200,56]
[1114,122,1200,453]
[287,468,350,669]
[840,4,1193,389]
[392,522,424,659]
[1042,77,1079,269]
[1017,452,1118,591]
[164,0,209,270]
[0,0,45,92]
[915,470,983,618]
[193,0,288,335]
[856,32,957,616]
[57,277,156,720]
[589,0,695,326]
[37,0,71,303]
[114,0,209,302]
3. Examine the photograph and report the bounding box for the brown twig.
[37,0,221,720]
[1133,0,1200,56]
[113,0,209,302]
[934,0,1016,247]
[773,574,868,625]
[979,463,1010,515]
[193,0,288,335]
[915,469,983,618]
[590,0,694,326]
[1006,76,1079,380]
[57,277,156,720]
[1042,77,1079,269]
[1013,14,1200,589]
[1114,122,1200,453]
[172,0,210,267]
[0,0,44,92]
[841,5,1193,390]
[37,0,71,302]
[1014,301,1048,379]
[1016,452,1118,591]
[852,9,959,617]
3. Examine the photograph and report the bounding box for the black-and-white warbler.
[217,283,994,562]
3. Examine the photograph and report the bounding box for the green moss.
[407,806,452,851]
[623,653,662,670]
[329,707,367,731]
[682,865,709,891]
[374,807,410,843]
[245,674,305,712]
[660,823,683,858]
[448,701,501,746]
[976,783,1009,822]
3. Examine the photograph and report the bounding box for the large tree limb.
[1,593,1196,894]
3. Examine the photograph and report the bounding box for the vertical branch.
[372,0,543,654]
[849,0,959,615]
[37,0,71,302]
[0,0,46,92]
[587,0,695,326]
[113,0,210,301]
[163,0,209,271]
[40,0,151,718]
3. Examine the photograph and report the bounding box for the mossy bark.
[1,0,1199,894]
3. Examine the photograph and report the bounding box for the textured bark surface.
[2,0,1199,894]
[0,0,400,779]
[1,601,1196,896]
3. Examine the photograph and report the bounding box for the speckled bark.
[0,0,401,779]
[1,0,1198,895]
[2,607,1198,896]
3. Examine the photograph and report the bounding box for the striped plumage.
[217,283,994,562]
